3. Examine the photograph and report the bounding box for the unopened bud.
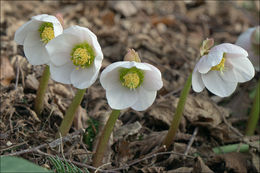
[251,26,260,56]
[55,13,64,27]
[200,38,214,56]
[124,49,141,62]
[251,26,260,45]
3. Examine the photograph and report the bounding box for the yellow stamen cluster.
[41,27,54,44]
[211,57,226,72]
[122,73,140,89]
[71,48,92,69]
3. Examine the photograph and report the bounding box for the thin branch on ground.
[109,150,195,172]
[1,141,28,152]
[5,129,84,156]
[15,56,20,89]
[184,127,199,156]
[33,145,195,173]
[94,162,112,173]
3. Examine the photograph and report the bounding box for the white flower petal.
[236,27,260,71]
[207,49,224,67]
[64,26,97,45]
[23,32,49,65]
[92,38,103,66]
[14,20,41,45]
[32,14,63,37]
[197,55,213,74]
[236,28,254,52]
[211,43,248,57]
[53,22,63,37]
[201,71,237,97]
[131,86,157,111]
[221,55,255,83]
[192,65,205,92]
[32,14,58,24]
[46,34,80,66]
[106,85,138,110]
[142,63,163,91]
[117,61,152,71]
[70,66,99,89]
[100,63,123,91]
[50,62,74,84]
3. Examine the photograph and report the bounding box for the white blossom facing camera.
[46,25,103,89]
[192,43,255,97]
[236,26,260,71]
[100,51,163,111]
[14,14,63,65]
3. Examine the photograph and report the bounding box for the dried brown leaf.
[251,152,260,172]
[193,156,213,173]
[25,74,39,90]
[112,1,137,17]
[53,84,73,99]
[168,167,193,173]
[0,57,15,86]
[114,121,142,140]
[73,106,88,130]
[175,96,229,127]
[140,166,165,173]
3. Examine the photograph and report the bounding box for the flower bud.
[251,26,260,56]
[55,13,64,27]
[200,38,214,56]
[124,49,141,62]
[251,26,260,45]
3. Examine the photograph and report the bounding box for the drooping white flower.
[46,25,103,89]
[100,61,163,111]
[14,14,63,65]
[236,26,260,71]
[192,43,255,97]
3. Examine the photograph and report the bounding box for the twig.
[15,56,20,89]
[95,162,111,173]
[0,141,28,152]
[109,150,195,172]
[184,127,199,156]
[5,130,83,156]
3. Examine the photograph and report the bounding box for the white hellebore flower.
[14,14,63,65]
[192,43,255,97]
[236,26,260,71]
[46,25,103,89]
[100,61,163,111]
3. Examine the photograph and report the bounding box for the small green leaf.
[0,156,52,172]
[83,118,99,150]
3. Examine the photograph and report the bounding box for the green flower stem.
[34,65,50,115]
[92,109,120,168]
[163,73,192,149]
[57,88,86,137]
[213,141,260,154]
[246,80,260,136]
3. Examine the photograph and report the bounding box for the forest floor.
[0,1,259,172]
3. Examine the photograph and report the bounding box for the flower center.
[211,54,226,72]
[123,73,140,89]
[71,42,95,69]
[39,22,54,44]
[120,67,144,90]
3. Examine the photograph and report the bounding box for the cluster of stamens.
[39,22,54,44]
[120,67,144,90]
[70,43,95,69]
[211,54,226,72]
[122,73,140,89]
